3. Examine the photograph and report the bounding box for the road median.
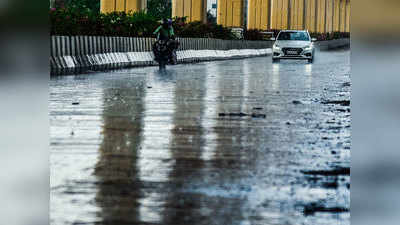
[50,36,273,75]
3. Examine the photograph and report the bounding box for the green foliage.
[147,0,172,20]
[50,7,234,39]
[50,8,159,36]
[175,21,234,39]
[55,0,100,13]
[243,29,265,40]
[50,7,349,40]
[310,32,350,41]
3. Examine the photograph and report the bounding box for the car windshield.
[277,32,309,41]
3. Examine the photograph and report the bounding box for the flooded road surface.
[50,49,350,225]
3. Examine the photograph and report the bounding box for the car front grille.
[282,48,303,56]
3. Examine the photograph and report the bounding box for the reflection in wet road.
[50,49,350,225]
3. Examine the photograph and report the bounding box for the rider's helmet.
[162,18,172,28]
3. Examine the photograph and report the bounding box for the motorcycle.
[152,39,179,70]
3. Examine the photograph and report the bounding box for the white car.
[271,30,316,63]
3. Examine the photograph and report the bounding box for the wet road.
[50,49,350,225]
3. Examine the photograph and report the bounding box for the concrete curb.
[317,38,350,50]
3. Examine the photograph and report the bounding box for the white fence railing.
[50,36,273,75]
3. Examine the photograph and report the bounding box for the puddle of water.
[50,51,351,225]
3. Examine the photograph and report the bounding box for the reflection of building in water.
[213,60,264,170]
[270,63,280,91]
[209,60,264,223]
[161,69,208,223]
[201,65,219,161]
[136,74,176,223]
[214,61,245,169]
[94,79,146,224]
[304,64,313,90]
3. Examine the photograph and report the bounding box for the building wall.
[289,0,305,30]
[333,0,341,31]
[100,0,146,13]
[316,0,326,33]
[339,0,346,32]
[217,0,244,27]
[246,0,349,32]
[325,0,334,33]
[99,0,349,33]
[345,0,350,32]
[304,0,316,32]
[172,0,207,22]
[271,0,289,30]
[247,0,270,29]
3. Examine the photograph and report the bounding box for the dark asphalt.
[50,49,350,225]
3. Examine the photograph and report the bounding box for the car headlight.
[304,45,313,51]
[273,44,280,50]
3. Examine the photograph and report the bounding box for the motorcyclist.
[153,18,175,41]
[153,19,178,65]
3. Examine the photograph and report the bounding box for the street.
[50,49,350,225]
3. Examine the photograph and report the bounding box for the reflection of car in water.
[152,39,179,70]
[271,30,316,63]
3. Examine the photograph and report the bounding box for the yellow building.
[304,0,316,32]
[289,0,305,30]
[325,0,334,33]
[100,0,147,13]
[271,0,289,30]
[217,0,244,27]
[345,0,350,32]
[100,0,350,33]
[247,0,270,30]
[333,0,341,31]
[172,0,207,23]
[339,0,346,32]
[316,0,326,33]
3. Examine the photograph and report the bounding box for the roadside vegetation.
[50,7,234,39]
[50,6,349,41]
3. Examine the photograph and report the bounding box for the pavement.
[50,48,350,225]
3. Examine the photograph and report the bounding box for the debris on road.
[322,100,350,106]
[292,100,303,105]
[342,82,351,87]
[303,202,349,216]
[301,167,350,176]
[251,113,266,118]
[336,108,351,113]
[218,112,266,119]
[219,112,247,117]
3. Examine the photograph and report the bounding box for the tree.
[54,0,100,12]
[147,0,172,20]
